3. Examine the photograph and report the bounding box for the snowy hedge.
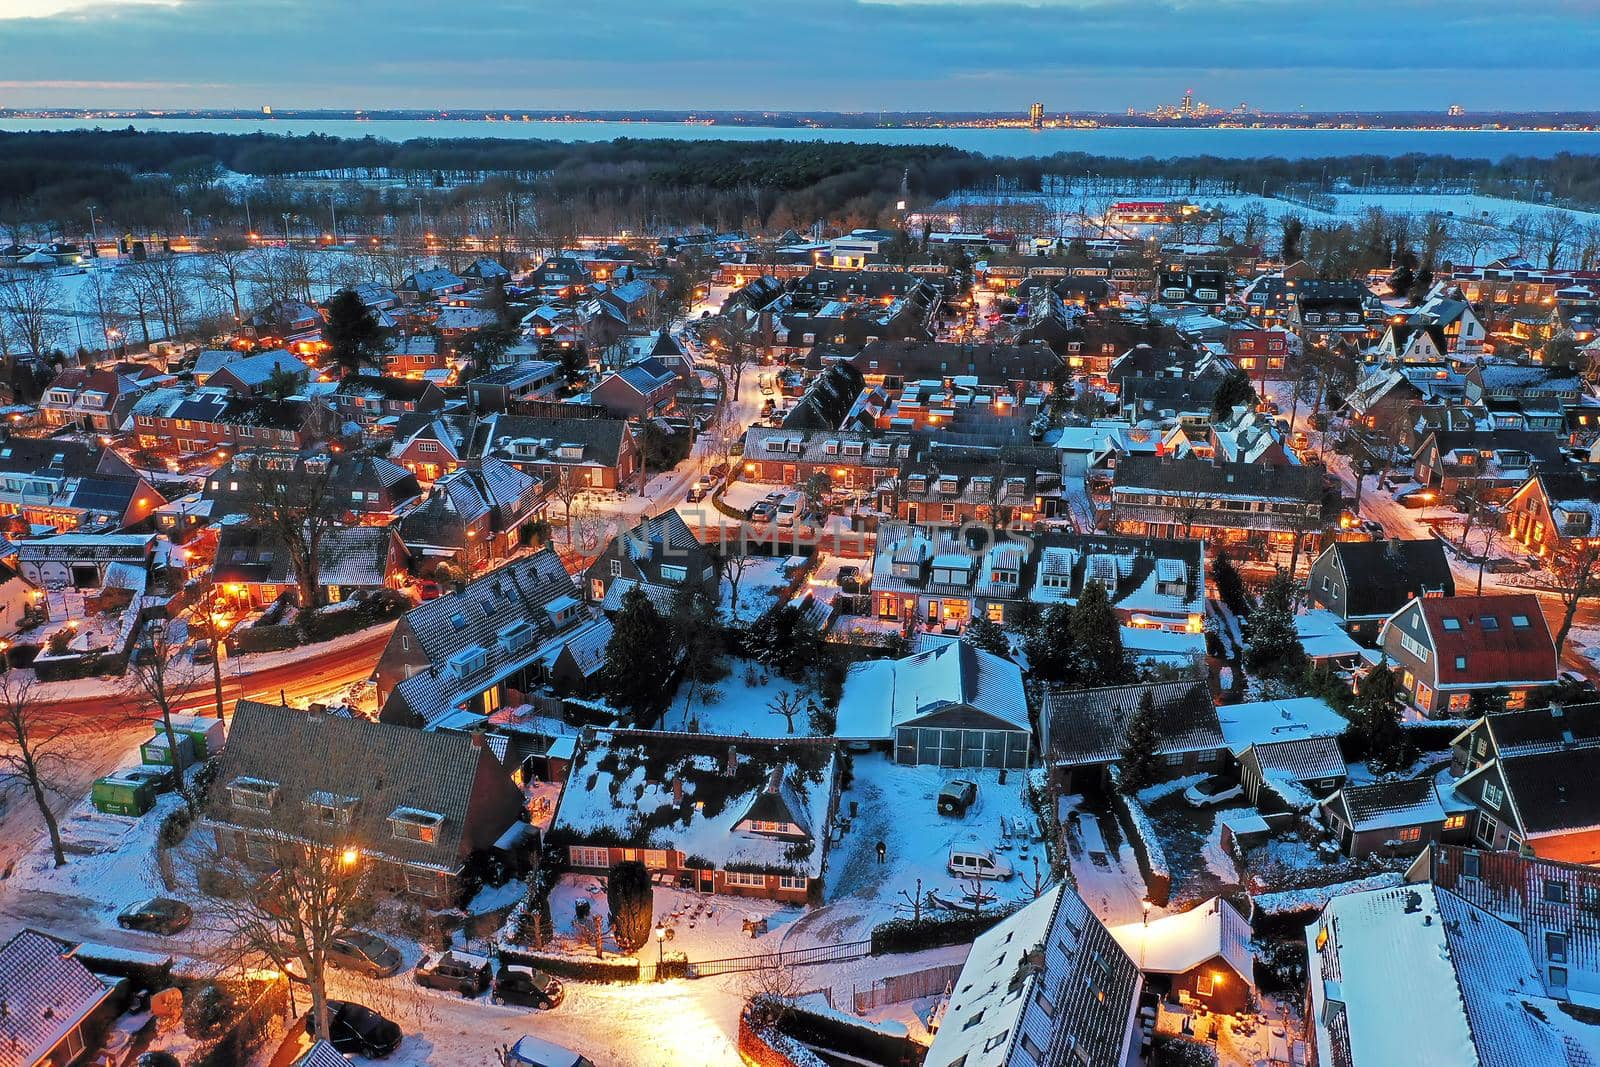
[870,901,1026,955]
[1108,767,1171,906]
[497,947,640,983]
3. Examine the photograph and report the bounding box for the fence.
[851,962,965,1013]
[686,938,873,979]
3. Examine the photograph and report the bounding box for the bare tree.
[1540,211,1581,271]
[0,672,75,867]
[237,451,345,609]
[124,621,203,814]
[128,255,193,345]
[0,271,67,358]
[706,313,760,402]
[549,466,584,543]
[193,757,378,1044]
[720,551,757,620]
[198,236,255,323]
[767,688,809,735]
[1549,538,1600,657]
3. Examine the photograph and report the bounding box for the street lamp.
[282,212,294,245]
[340,848,360,868]
[654,925,666,979]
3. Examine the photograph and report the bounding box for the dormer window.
[305,791,357,826]
[389,807,445,844]
[228,776,279,812]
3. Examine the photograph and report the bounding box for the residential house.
[0,929,122,1067]
[0,438,164,533]
[1411,428,1564,502]
[926,882,1142,1067]
[1307,538,1455,639]
[1227,325,1291,382]
[204,451,420,524]
[382,336,450,380]
[1504,468,1600,557]
[39,365,163,431]
[892,461,1056,527]
[1216,696,1349,806]
[845,339,1064,398]
[390,417,465,484]
[1466,363,1584,406]
[1109,897,1254,1014]
[590,358,678,419]
[461,258,511,285]
[211,700,528,906]
[1304,880,1600,1067]
[550,730,837,904]
[582,510,716,613]
[331,375,445,430]
[205,350,311,397]
[1319,776,1471,857]
[374,548,583,726]
[1042,680,1224,790]
[1449,704,1600,863]
[833,641,1030,768]
[1377,593,1557,717]
[470,414,640,491]
[467,362,564,413]
[738,427,913,491]
[400,267,467,299]
[396,459,543,574]
[1109,455,1333,563]
[212,523,405,608]
[129,389,340,455]
[595,279,657,326]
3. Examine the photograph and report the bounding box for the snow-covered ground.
[786,755,1046,951]
[719,555,805,625]
[666,658,816,737]
[547,875,802,964]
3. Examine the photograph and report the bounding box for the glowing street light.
[340,848,360,868]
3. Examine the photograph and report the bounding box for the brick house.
[471,413,640,491]
[738,427,913,490]
[1504,469,1600,558]
[396,459,544,574]
[549,730,838,905]
[1377,593,1558,717]
[211,700,529,906]
[1042,679,1224,791]
[1307,538,1455,639]
[130,389,339,455]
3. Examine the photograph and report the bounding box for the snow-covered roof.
[834,641,1029,741]
[928,883,1141,1067]
[1296,608,1367,662]
[1307,882,1600,1067]
[1109,896,1253,981]
[0,930,114,1067]
[1216,696,1348,756]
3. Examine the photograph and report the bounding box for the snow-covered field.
[667,658,815,737]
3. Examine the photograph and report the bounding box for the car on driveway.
[492,964,565,1009]
[311,1001,403,1058]
[1182,776,1245,809]
[189,639,215,664]
[117,898,192,935]
[328,930,403,978]
[686,475,714,502]
[937,779,978,816]
[413,949,492,996]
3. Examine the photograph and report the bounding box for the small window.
[1195,973,1216,996]
[1398,827,1422,842]
[1484,783,1503,810]
[1444,815,1467,830]
[1551,965,1569,988]
[609,560,622,577]
[1480,616,1499,631]
[1455,656,1467,671]
[1511,614,1531,628]
[1547,931,1569,963]
[1545,879,1571,904]
[983,1030,1010,1054]
[1442,617,1462,631]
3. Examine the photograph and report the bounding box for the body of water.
[2,116,1598,160]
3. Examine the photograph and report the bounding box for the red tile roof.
[1419,594,1557,687]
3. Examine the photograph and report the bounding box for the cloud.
[0,0,180,19]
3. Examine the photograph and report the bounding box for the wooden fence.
[851,962,964,1013]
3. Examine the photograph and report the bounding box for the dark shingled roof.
[1324,539,1455,618]
[1044,680,1222,767]
[1496,748,1600,836]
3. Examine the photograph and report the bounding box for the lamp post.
[281,212,293,246]
[654,925,666,980]
[86,204,99,252]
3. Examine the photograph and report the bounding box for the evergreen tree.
[1118,689,1163,793]
[1350,660,1409,770]
[962,616,1011,659]
[1067,581,1130,688]
[1023,603,1075,682]
[599,586,676,726]
[1243,571,1308,689]
[606,860,654,954]
[746,603,824,681]
[322,288,387,377]
[670,585,725,729]
[1210,368,1258,420]
[1212,550,1254,620]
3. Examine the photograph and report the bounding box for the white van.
[775,494,801,528]
[507,1035,596,1067]
[948,847,1013,881]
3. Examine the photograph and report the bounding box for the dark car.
[413,949,492,996]
[310,1001,402,1059]
[137,1054,181,1067]
[189,639,215,664]
[937,779,978,817]
[328,931,404,978]
[117,898,192,935]
[837,565,862,594]
[492,964,565,1009]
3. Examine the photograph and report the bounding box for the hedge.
[870,901,1025,955]
[497,947,641,983]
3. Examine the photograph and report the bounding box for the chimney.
[672,778,684,804]
[725,745,739,776]
[470,732,486,749]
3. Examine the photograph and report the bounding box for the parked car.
[937,779,978,816]
[836,565,862,594]
[328,931,404,978]
[189,639,215,664]
[686,476,713,503]
[413,949,492,996]
[117,898,193,935]
[417,580,442,601]
[1182,776,1246,809]
[775,496,800,528]
[311,1001,403,1059]
[1397,487,1438,509]
[948,846,1013,881]
[506,1035,596,1067]
[492,964,565,1009]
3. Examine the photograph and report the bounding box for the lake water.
[3,117,1598,160]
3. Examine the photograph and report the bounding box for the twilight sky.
[0,0,1596,113]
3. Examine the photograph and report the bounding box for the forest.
[1,128,1597,241]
